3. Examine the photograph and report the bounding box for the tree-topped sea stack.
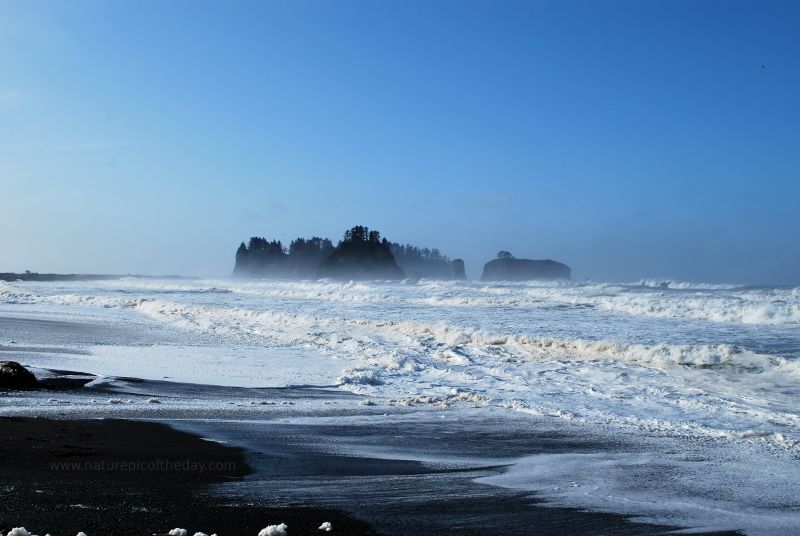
[317,226,404,280]
[480,251,570,281]
[233,225,464,281]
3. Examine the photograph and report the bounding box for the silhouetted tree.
[235,242,248,265]
[344,225,369,243]
[233,236,288,276]
[387,241,458,279]
[497,251,514,260]
[319,225,404,280]
[287,236,335,277]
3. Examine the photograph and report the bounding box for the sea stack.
[450,259,466,280]
[480,252,570,281]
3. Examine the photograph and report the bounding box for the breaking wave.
[4,279,798,326]
[2,278,799,449]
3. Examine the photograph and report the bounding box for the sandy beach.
[0,417,379,536]
[1,412,734,536]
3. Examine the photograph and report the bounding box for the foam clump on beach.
[336,368,384,386]
[5,531,57,536]
[318,521,332,531]
[168,529,188,536]
[258,523,288,536]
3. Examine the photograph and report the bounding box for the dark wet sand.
[0,414,746,536]
[0,417,380,536]
[187,418,744,536]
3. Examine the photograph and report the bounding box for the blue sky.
[1,0,798,283]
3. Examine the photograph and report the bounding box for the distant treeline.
[234,225,466,280]
[236,236,334,278]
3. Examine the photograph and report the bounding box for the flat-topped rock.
[481,255,571,281]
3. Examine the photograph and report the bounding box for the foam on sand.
[258,523,288,536]
[477,444,800,536]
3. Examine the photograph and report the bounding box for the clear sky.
[1,0,798,283]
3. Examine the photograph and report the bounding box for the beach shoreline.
[0,416,381,536]
[2,414,744,536]
[2,279,793,535]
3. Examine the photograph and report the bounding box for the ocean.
[1,277,798,534]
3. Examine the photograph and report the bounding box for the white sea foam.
[258,523,287,536]
[585,287,800,325]
[2,277,800,535]
[478,447,800,536]
[128,298,800,448]
[6,278,796,449]
[5,278,798,325]
[635,279,745,290]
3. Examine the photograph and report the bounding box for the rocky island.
[234,225,466,281]
[481,251,571,281]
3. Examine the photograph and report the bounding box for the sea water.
[1,277,798,534]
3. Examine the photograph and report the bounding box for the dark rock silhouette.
[0,361,38,389]
[234,226,462,281]
[233,237,288,277]
[389,243,463,280]
[450,259,466,280]
[233,236,334,278]
[481,252,570,281]
[288,237,336,278]
[318,226,405,280]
